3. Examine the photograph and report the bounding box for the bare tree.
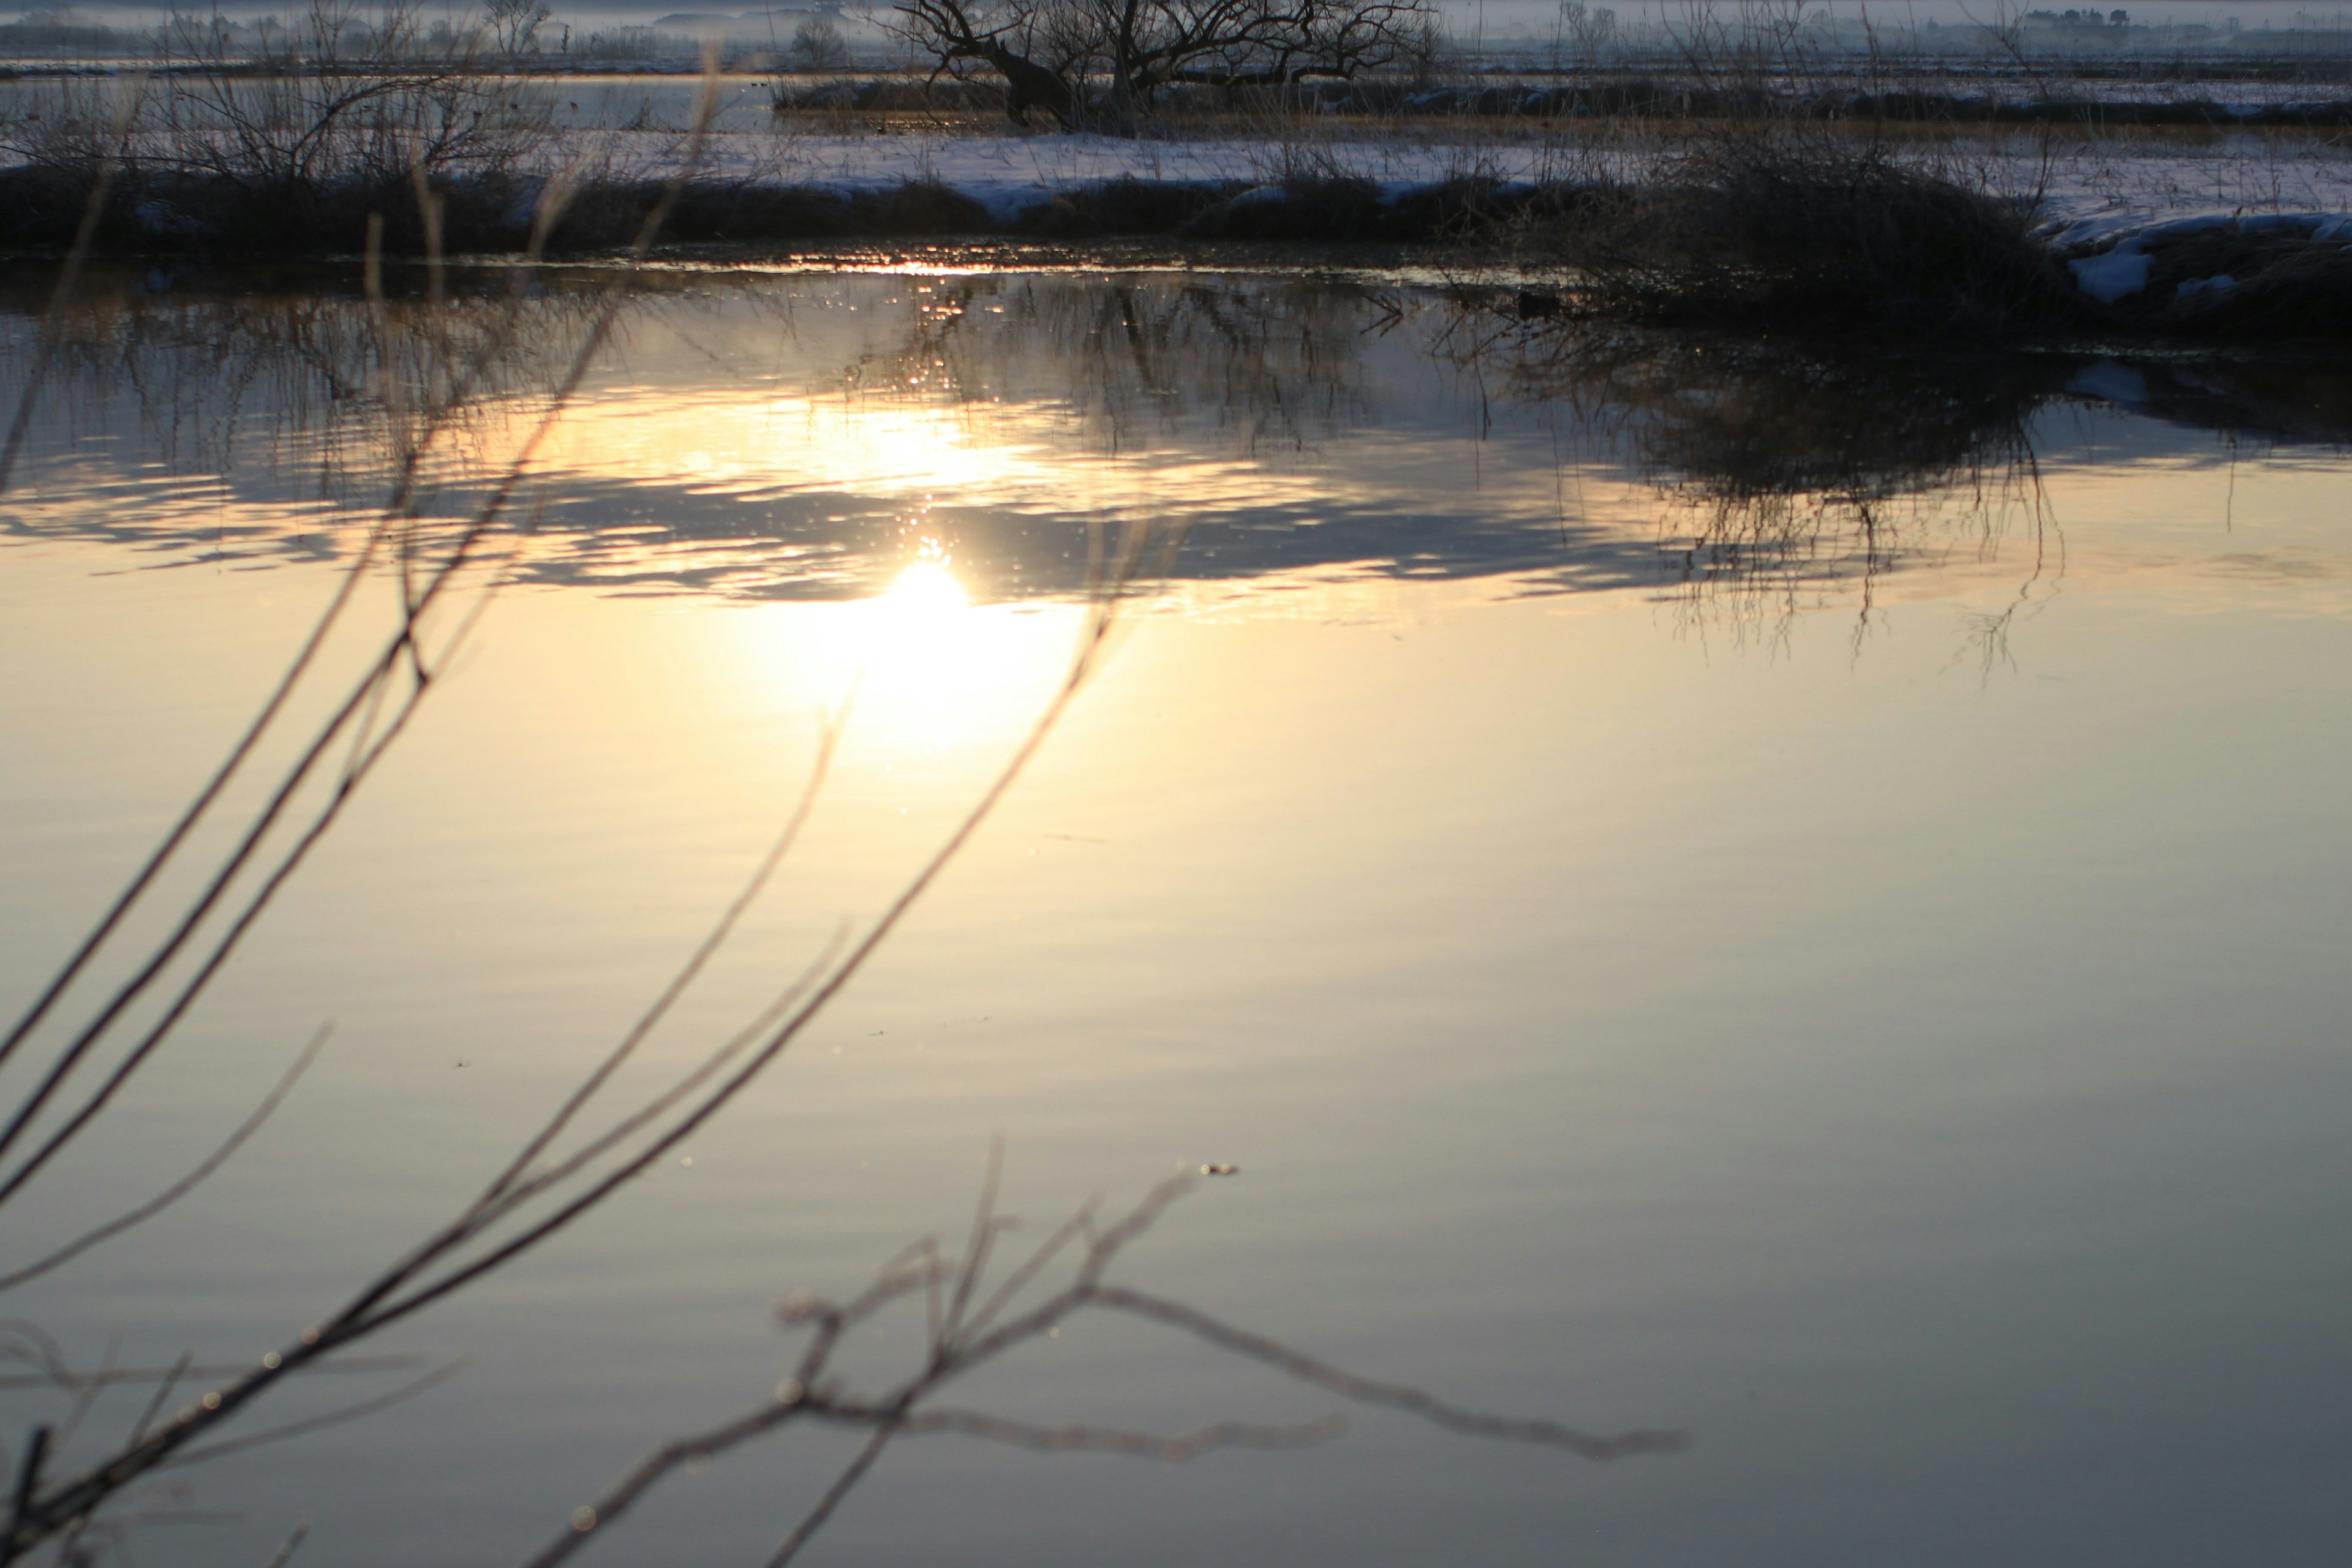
[1556,0,1617,66]
[486,0,554,57]
[889,0,1438,130]
[790,12,852,71]
[891,0,1093,126]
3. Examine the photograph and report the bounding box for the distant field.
[6,9,2352,341]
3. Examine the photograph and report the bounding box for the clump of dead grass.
[1532,134,2084,338]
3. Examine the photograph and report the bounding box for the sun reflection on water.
[871,556,971,631]
[734,549,1086,762]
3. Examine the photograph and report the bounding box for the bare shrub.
[145,0,549,219]
[1531,133,2083,336]
[0,0,553,254]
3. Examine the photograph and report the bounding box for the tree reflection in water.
[6,263,2348,636]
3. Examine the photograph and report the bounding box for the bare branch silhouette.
[1091,1289,1683,1458]
[524,1167,1681,1568]
[0,1027,332,1296]
[159,1362,469,1470]
[0,69,727,1219]
[0,1358,418,1396]
[260,1523,311,1568]
[0,271,1188,1568]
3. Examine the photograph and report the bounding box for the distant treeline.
[767,75,2352,127]
[0,14,724,64]
[1332,82,2352,127]
[0,15,130,52]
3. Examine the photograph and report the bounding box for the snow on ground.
[623,119,2352,235]
[10,60,2352,264]
[698,127,1560,219]
[2021,134,2352,227]
[468,80,2352,232]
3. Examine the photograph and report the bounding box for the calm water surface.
[2,268,2350,1566]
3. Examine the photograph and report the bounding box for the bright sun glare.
[875,557,971,625]
[734,548,1083,759]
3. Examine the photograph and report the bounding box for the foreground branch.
[527,1166,1681,1567]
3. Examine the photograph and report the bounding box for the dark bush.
[1019,178,1236,236]
[546,178,993,250]
[1180,176,1387,241]
[1538,139,2086,338]
[0,166,539,256]
[0,168,1003,258]
[2135,225,2352,339]
[1380,176,1525,243]
[853,178,993,235]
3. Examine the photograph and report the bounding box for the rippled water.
[4,265,2350,1566]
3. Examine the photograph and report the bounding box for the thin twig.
[766,1417,904,1568]
[159,1362,467,1469]
[895,1409,1348,1458]
[0,1357,415,1395]
[125,1354,194,1450]
[519,1164,1679,1568]
[0,1026,333,1295]
[1093,1289,1686,1460]
[260,1523,311,1568]
[0,70,728,1218]
[1,70,736,1562]
[482,706,852,1202]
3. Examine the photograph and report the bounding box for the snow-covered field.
[567,116,2352,235]
[9,67,2352,258]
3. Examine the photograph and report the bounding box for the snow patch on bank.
[2047,208,2352,303]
